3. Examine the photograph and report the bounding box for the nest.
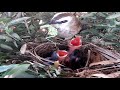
[19,39,120,78]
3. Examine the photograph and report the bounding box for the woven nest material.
[19,40,120,78]
[34,40,69,57]
[32,41,105,68]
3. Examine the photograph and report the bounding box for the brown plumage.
[50,12,82,40]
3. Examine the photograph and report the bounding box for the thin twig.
[85,50,91,67]
[94,66,120,71]
[24,20,31,34]
[45,38,68,46]
[25,50,50,66]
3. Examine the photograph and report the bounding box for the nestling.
[49,12,82,39]
[68,36,82,54]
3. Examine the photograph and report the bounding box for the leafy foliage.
[80,12,120,52]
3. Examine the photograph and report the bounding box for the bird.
[46,50,68,65]
[46,36,83,69]
[56,50,68,62]
[68,36,82,54]
[67,49,87,70]
[46,48,86,70]
[49,12,82,40]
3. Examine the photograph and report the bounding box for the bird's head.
[56,50,68,61]
[68,36,82,54]
[49,12,81,33]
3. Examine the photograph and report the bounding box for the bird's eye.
[49,20,68,24]
[61,20,68,23]
[57,20,68,24]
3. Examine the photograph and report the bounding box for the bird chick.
[68,36,82,54]
[46,50,68,64]
[68,49,85,70]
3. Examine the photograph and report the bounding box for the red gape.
[57,50,68,57]
[56,50,68,61]
[70,36,82,46]
[68,36,82,54]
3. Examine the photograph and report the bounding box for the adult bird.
[49,12,82,40]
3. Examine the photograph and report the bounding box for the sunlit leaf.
[0,64,19,73]
[2,64,30,78]
[40,24,58,37]
[114,20,120,25]
[20,43,27,54]
[0,18,11,23]
[5,27,13,33]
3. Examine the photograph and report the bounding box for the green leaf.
[104,42,116,46]
[11,72,37,78]
[0,18,11,23]
[106,13,120,19]
[2,64,30,78]
[0,34,7,40]
[13,41,18,48]
[11,33,21,40]
[0,34,13,41]
[41,24,58,37]
[29,24,35,30]
[80,29,92,34]
[114,20,120,25]
[0,64,19,73]
[93,24,108,27]
[97,12,106,17]
[5,27,13,33]
[80,12,97,18]
[109,19,115,26]
[0,44,13,50]
[7,17,31,26]
[103,33,118,40]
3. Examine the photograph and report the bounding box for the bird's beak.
[48,20,54,25]
[48,21,52,25]
[49,20,58,25]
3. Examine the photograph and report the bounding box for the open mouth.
[57,50,68,57]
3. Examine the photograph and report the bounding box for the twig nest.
[34,42,58,58]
